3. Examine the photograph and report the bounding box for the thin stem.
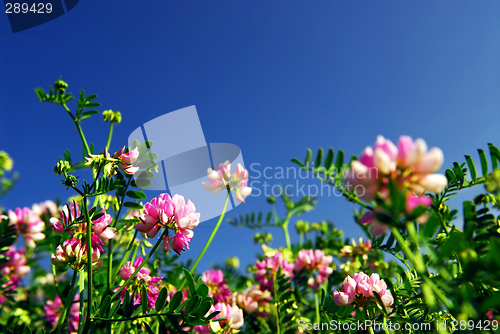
[282,216,291,251]
[112,230,138,280]
[62,103,90,156]
[78,272,85,334]
[107,238,113,293]
[105,123,114,151]
[111,229,168,301]
[56,270,78,334]
[189,194,230,274]
[314,291,320,325]
[82,198,93,334]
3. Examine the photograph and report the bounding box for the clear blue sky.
[1,0,499,273]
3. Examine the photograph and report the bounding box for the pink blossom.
[359,211,389,237]
[345,136,447,201]
[295,249,334,290]
[114,257,163,309]
[44,294,80,334]
[195,302,244,334]
[136,193,200,255]
[333,275,357,306]
[333,271,393,308]
[32,200,58,218]
[202,161,252,203]
[51,236,103,271]
[114,146,140,175]
[255,252,295,292]
[0,246,31,279]
[202,269,232,303]
[8,207,45,248]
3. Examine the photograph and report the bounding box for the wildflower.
[295,249,334,289]
[345,136,447,201]
[340,237,373,260]
[50,237,103,271]
[85,148,119,177]
[114,146,139,175]
[333,272,393,308]
[44,295,79,334]
[255,251,294,292]
[201,269,232,303]
[32,200,58,218]
[195,302,244,334]
[203,161,252,203]
[0,246,31,280]
[8,207,45,248]
[114,257,163,309]
[135,193,200,255]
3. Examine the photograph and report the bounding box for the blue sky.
[1,0,499,273]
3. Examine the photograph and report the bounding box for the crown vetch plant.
[0,79,499,334]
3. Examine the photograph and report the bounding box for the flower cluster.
[195,302,244,334]
[203,161,252,203]
[234,285,272,314]
[340,237,373,261]
[8,207,45,248]
[201,269,232,303]
[50,203,116,271]
[333,272,393,308]
[136,193,200,255]
[85,146,139,176]
[345,136,447,200]
[295,249,334,289]
[114,257,163,308]
[31,200,58,218]
[359,192,434,236]
[0,246,31,303]
[44,295,80,334]
[255,251,295,292]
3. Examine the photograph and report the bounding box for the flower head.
[44,295,79,334]
[295,249,334,289]
[333,271,393,308]
[203,161,252,203]
[255,251,294,292]
[202,269,232,303]
[345,136,447,201]
[8,207,45,248]
[195,302,244,334]
[114,146,139,175]
[136,193,200,255]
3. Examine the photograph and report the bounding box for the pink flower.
[345,136,447,201]
[32,200,58,218]
[49,202,81,233]
[51,236,103,271]
[0,246,31,279]
[295,249,334,290]
[136,193,200,255]
[44,294,79,334]
[359,211,389,237]
[195,302,244,334]
[255,252,295,292]
[405,192,433,224]
[8,207,45,248]
[340,237,372,260]
[202,269,233,303]
[333,275,357,306]
[333,272,393,308]
[114,257,163,309]
[114,146,140,175]
[203,161,252,203]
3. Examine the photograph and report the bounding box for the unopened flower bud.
[296,220,310,234]
[54,160,71,175]
[54,78,68,94]
[225,257,240,269]
[267,196,276,204]
[103,110,122,124]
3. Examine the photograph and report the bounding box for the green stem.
[62,103,91,157]
[56,270,78,334]
[78,272,85,334]
[111,229,168,301]
[282,217,291,251]
[189,194,230,274]
[107,238,113,293]
[105,123,114,151]
[112,230,138,280]
[82,198,93,334]
[314,291,320,325]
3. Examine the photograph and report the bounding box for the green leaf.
[22,325,32,334]
[478,149,488,176]
[144,323,155,334]
[126,190,147,199]
[334,149,344,172]
[131,179,153,189]
[140,152,159,162]
[488,143,500,170]
[324,148,334,171]
[98,295,111,316]
[184,295,201,314]
[79,110,99,121]
[196,283,209,298]
[83,102,100,108]
[123,202,144,210]
[142,286,148,314]
[305,148,312,167]
[169,291,183,312]
[183,268,196,297]
[155,287,168,312]
[314,147,323,169]
[290,158,304,168]
[464,155,477,181]
[138,140,154,158]
[86,94,97,101]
